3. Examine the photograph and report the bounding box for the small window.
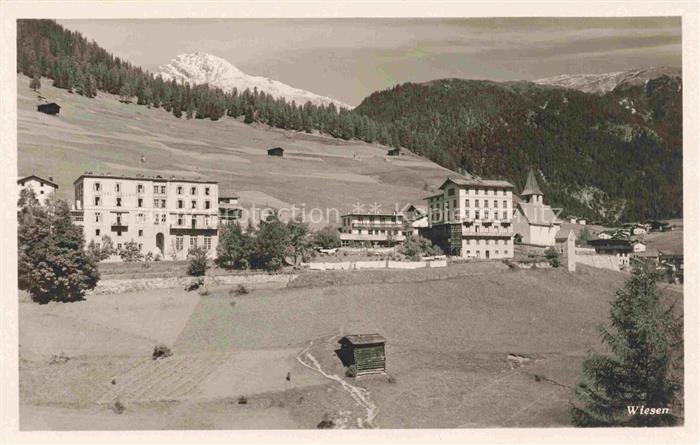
[94,197,101,206]
[161,214,166,223]
[204,236,212,250]
[116,197,122,207]
[137,184,144,193]
[138,198,143,207]
[160,186,166,194]
[191,200,197,209]
[205,200,210,209]
[94,182,101,192]
[190,236,198,249]
[138,229,143,237]
[117,231,122,237]
[153,185,159,194]
[115,183,121,193]
[95,229,100,236]
[161,199,166,208]
[503,200,507,208]
[494,200,498,208]
[177,186,183,195]
[191,186,197,195]
[177,215,184,226]
[138,243,143,251]
[475,199,480,208]
[117,243,122,250]
[177,200,183,209]
[175,236,184,251]
[95,212,101,223]
[154,199,159,208]
[205,187,210,196]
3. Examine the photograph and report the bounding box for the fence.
[306,258,447,271]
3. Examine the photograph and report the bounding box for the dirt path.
[296,335,378,428]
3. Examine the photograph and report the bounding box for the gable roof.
[339,334,386,346]
[516,202,560,227]
[18,175,58,188]
[521,169,543,197]
[438,176,514,190]
[555,228,576,241]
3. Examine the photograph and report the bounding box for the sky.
[57,18,681,107]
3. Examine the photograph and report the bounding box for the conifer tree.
[571,259,681,426]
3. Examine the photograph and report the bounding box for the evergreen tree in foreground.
[571,259,681,426]
[18,194,99,303]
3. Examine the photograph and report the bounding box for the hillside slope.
[17,75,450,227]
[354,76,682,222]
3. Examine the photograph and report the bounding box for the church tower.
[521,168,543,205]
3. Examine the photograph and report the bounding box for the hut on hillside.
[267,147,284,157]
[37,102,60,115]
[387,148,402,156]
[338,334,386,376]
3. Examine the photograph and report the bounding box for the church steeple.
[521,168,544,205]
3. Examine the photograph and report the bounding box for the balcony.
[111,221,128,231]
[340,233,406,242]
[169,222,218,234]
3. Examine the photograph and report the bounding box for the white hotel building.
[71,173,219,259]
[423,176,515,259]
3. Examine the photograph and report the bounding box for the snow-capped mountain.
[534,67,681,94]
[157,52,351,109]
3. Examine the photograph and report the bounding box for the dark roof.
[73,173,218,185]
[339,334,386,346]
[18,175,58,188]
[521,168,543,196]
[439,176,515,190]
[267,147,284,153]
[589,239,632,247]
[342,212,405,219]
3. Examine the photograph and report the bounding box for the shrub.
[311,226,341,249]
[152,345,172,360]
[187,246,209,276]
[317,414,335,429]
[113,397,125,414]
[185,277,205,292]
[120,240,144,262]
[544,247,560,268]
[232,284,249,295]
[237,396,247,405]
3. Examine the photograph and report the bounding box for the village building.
[554,228,577,272]
[267,147,284,157]
[402,204,429,236]
[588,238,632,269]
[512,169,561,247]
[218,196,243,226]
[37,102,60,115]
[18,174,58,205]
[71,173,219,260]
[422,175,515,259]
[387,148,402,156]
[339,212,406,247]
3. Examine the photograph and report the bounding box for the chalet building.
[17,175,58,205]
[387,148,402,156]
[37,102,60,115]
[512,169,561,247]
[588,238,632,269]
[422,175,515,259]
[71,173,219,260]
[267,147,284,157]
[218,196,243,225]
[339,212,406,247]
[402,204,429,236]
[338,334,386,376]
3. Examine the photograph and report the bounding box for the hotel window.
[94,182,101,192]
[494,200,498,208]
[138,229,143,237]
[153,199,159,208]
[205,200,210,209]
[117,231,122,237]
[503,200,507,208]
[177,200,183,209]
[190,236,198,249]
[137,184,144,193]
[94,196,101,206]
[160,186,166,194]
[191,186,197,195]
[154,213,160,225]
[177,186,183,195]
[117,243,122,250]
[177,215,184,226]
[153,185,159,194]
[484,210,490,219]
[484,200,489,208]
[116,197,122,207]
[447,188,455,196]
[475,199,480,208]
[161,214,166,223]
[191,200,197,209]
[161,199,166,208]
[204,216,210,227]
[204,236,212,251]
[95,229,100,236]
[475,210,480,219]
[175,236,184,251]
[95,212,102,223]
[115,183,121,193]
[137,198,143,207]
[205,187,210,196]
[503,211,508,220]
[465,199,470,208]
[138,243,143,251]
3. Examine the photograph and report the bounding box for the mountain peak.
[534,66,681,94]
[157,52,350,109]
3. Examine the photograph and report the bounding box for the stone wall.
[576,254,623,272]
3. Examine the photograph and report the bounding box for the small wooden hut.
[338,334,386,376]
[37,102,60,115]
[267,147,284,157]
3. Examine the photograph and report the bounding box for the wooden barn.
[387,148,402,156]
[267,147,284,157]
[338,334,386,376]
[37,102,60,115]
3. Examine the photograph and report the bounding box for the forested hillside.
[354,78,682,222]
[17,20,682,223]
